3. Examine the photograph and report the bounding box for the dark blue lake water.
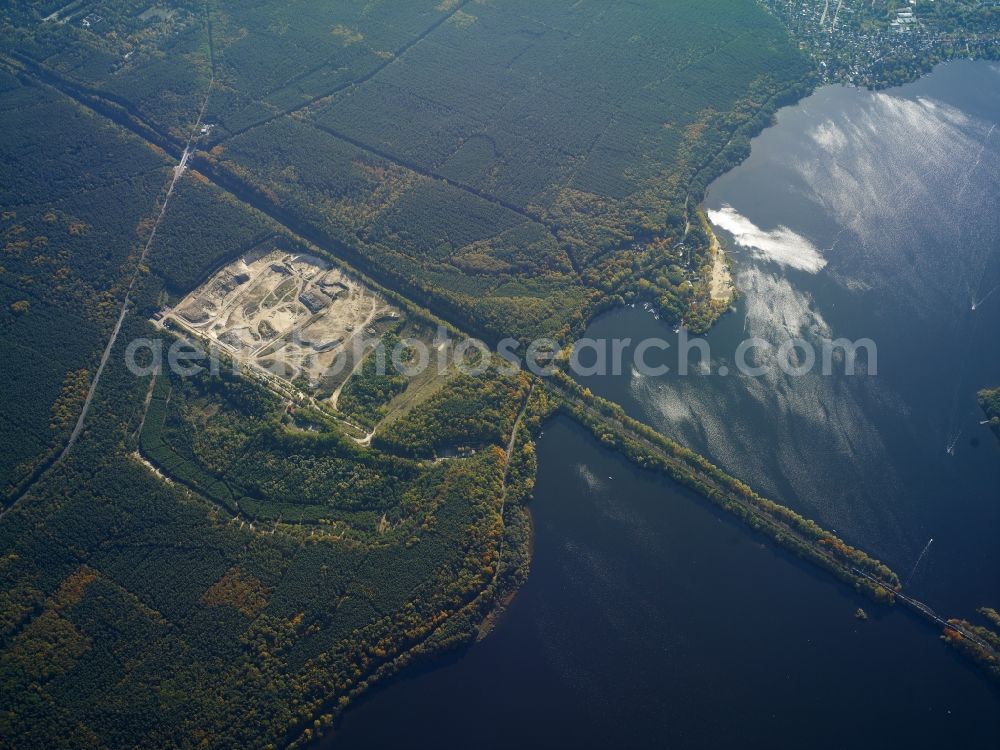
[330,61,1000,748]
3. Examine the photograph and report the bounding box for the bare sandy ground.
[158,247,400,400]
[708,224,734,304]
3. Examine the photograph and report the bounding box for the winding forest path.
[492,381,534,580]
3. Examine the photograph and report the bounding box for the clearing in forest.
[157,247,400,400]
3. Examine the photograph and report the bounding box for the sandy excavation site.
[158,247,400,399]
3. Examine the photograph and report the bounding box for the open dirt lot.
[158,247,400,400]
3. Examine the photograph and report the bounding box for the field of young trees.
[149,172,275,293]
[2,1,817,341]
[0,73,168,499]
[1,0,466,140]
[203,0,814,339]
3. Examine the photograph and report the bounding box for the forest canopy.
[6,0,993,747]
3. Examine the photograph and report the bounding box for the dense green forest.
[0,60,535,744]
[2,1,997,747]
[149,172,275,293]
[0,0,211,138]
[335,330,412,431]
[0,73,167,498]
[375,369,532,459]
[0,265,535,748]
[2,0,815,340]
[204,0,815,339]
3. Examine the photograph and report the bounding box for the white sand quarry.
[159,248,399,398]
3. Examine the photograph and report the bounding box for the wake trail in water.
[942,119,999,437]
[946,430,962,455]
[944,278,996,445]
[955,123,995,205]
[955,123,1000,311]
[906,538,934,585]
[819,144,942,264]
[971,283,1000,311]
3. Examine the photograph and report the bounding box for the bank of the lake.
[613,60,1000,615]
[331,416,998,748]
[329,61,1000,748]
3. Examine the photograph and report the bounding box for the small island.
[978,386,1000,442]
